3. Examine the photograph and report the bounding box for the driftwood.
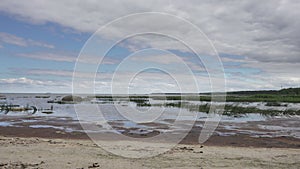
[0,105,37,114]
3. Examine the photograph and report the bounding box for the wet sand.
[0,114,300,148]
[0,114,299,168]
[0,124,299,148]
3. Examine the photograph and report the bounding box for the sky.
[0,0,299,94]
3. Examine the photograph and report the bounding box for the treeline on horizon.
[152,88,300,103]
[92,87,300,103]
[150,87,300,96]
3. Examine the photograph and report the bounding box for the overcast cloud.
[0,0,299,92]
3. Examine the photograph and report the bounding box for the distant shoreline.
[1,87,300,95]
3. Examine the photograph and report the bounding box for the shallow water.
[0,94,299,139]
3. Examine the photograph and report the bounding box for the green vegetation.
[223,87,300,95]
[144,101,300,116]
[150,88,300,103]
[129,97,150,106]
[35,95,50,98]
[225,94,300,103]
[221,105,300,116]
[151,94,300,103]
[88,88,300,116]
[89,88,300,103]
[265,102,287,107]
[63,88,300,116]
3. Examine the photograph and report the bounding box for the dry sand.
[0,136,299,169]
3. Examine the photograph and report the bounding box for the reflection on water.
[0,94,299,139]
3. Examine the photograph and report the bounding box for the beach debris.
[0,105,37,114]
[0,96,6,101]
[41,111,53,114]
[88,162,100,168]
[179,146,194,151]
[0,105,9,114]
[0,161,44,168]
[40,105,54,114]
[193,151,204,154]
[0,103,56,115]
[31,106,37,114]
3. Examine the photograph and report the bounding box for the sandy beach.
[0,135,299,169]
[1,115,300,168]
[0,94,299,168]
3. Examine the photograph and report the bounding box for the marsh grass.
[85,88,300,116]
[151,95,300,103]
[136,101,300,116]
[150,88,300,103]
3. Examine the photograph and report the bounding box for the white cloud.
[0,0,299,92]
[0,32,27,47]
[130,54,182,65]
[9,67,295,94]
[12,68,208,93]
[0,77,61,86]
[25,69,74,77]
[0,1,299,62]
[0,32,54,48]
[0,77,71,93]
[24,69,94,79]
[18,52,76,62]
[17,52,120,64]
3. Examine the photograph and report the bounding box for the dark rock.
[61,95,83,102]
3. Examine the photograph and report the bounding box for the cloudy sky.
[0,0,299,93]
